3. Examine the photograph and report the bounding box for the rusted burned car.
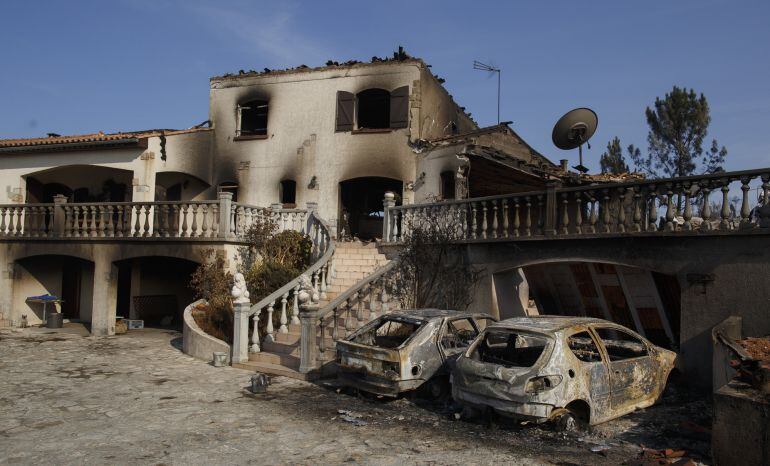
[336,309,496,397]
[451,316,677,430]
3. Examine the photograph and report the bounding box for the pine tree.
[630,86,727,178]
[599,137,630,174]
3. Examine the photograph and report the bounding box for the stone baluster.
[647,187,658,231]
[319,266,328,300]
[739,176,752,229]
[719,179,731,230]
[106,205,115,237]
[524,196,532,237]
[200,204,209,238]
[250,310,261,353]
[62,206,72,237]
[181,204,190,237]
[617,188,627,233]
[601,189,611,233]
[344,300,355,336]
[190,204,199,237]
[499,199,508,238]
[113,206,123,237]
[632,188,642,232]
[229,205,236,237]
[211,204,219,238]
[0,207,7,236]
[589,196,598,233]
[664,185,675,231]
[536,194,545,235]
[142,204,151,237]
[490,200,499,239]
[575,193,583,235]
[470,202,478,239]
[160,205,169,237]
[480,201,488,239]
[87,205,97,237]
[331,309,339,341]
[700,182,713,231]
[392,210,400,241]
[561,192,569,235]
[511,199,519,237]
[26,206,37,237]
[682,183,693,231]
[356,290,365,326]
[265,302,275,342]
[291,283,301,325]
[279,293,289,333]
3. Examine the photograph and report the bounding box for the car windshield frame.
[348,315,428,350]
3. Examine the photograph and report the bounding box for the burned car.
[451,316,677,430]
[336,309,496,397]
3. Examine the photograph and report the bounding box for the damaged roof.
[0,127,211,153]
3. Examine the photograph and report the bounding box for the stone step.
[269,334,337,350]
[248,350,300,367]
[232,360,307,380]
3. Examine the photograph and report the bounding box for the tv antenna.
[551,107,598,174]
[473,60,501,124]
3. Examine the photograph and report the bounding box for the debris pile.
[732,336,770,394]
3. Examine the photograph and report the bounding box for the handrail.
[230,209,336,363]
[318,261,396,324]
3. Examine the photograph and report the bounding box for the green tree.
[629,86,727,178]
[599,137,630,174]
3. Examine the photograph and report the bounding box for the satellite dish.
[552,107,598,174]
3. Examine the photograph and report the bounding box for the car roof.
[386,309,489,320]
[489,316,611,333]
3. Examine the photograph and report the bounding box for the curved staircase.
[232,241,390,378]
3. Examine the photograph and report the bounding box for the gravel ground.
[0,327,710,465]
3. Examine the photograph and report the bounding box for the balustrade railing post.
[545,181,561,236]
[383,192,396,241]
[298,303,320,374]
[231,301,250,364]
[218,191,233,239]
[52,194,68,237]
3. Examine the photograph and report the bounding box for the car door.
[565,329,611,418]
[593,326,656,414]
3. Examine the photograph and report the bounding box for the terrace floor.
[0,328,710,465]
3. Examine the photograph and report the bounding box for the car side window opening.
[441,318,478,350]
[351,318,422,349]
[238,99,268,136]
[471,330,549,368]
[567,331,603,363]
[595,327,648,361]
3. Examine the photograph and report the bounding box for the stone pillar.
[218,191,233,239]
[232,301,250,364]
[91,250,118,336]
[298,303,320,374]
[0,246,14,325]
[52,194,68,237]
[383,192,396,241]
[544,180,561,236]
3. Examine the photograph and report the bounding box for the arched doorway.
[339,177,402,240]
[25,165,132,203]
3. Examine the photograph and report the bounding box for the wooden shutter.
[389,86,409,129]
[336,91,355,132]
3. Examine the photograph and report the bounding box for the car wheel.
[551,409,585,433]
[420,376,450,400]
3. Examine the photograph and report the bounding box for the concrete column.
[129,259,141,320]
[298,303,320,374]
[232,301,250,364]
[91,250,118,336]
[52,195,68,237]
[0,246,15,325]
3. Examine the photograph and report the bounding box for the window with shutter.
[356,89,390,129]
[336,91,355,132]
[238,100,268,136]
[389,86,409,129]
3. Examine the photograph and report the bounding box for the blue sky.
[1,0,769,172]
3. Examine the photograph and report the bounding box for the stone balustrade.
[231,209,335,365]
[383,168,770,243]
[0,193,309,243]
[295,261,398,373]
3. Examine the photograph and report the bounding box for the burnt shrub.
[189,249,234,344]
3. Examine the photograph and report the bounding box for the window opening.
[441,318,478,350]
[239,100,268,136]
[595,327,648,361]
[356,89,390,129]
[471,330,550,368]
[440,171,456,200]
[280,180,296,206]
[352,318,423,349]
[568,331,603,363]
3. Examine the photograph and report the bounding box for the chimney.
[560,159,569,172]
